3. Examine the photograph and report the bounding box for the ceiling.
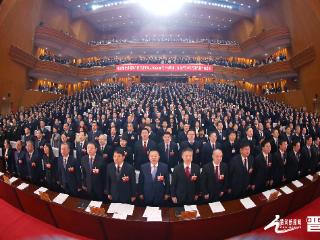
[57,0,263,34]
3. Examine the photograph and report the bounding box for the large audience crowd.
[88,36,239,45]
[1,83,319,206]
[38,53,287,70]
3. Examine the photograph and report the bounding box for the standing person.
[228,141,254,199]
[81,142,106,201]
[201,149,228,203]
[171,148,201,205]
[43,143,58,191]
[138,150,170,206]
[57,143,81,196]
[105,148,136,203]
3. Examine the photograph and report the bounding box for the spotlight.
[138,0,186,16]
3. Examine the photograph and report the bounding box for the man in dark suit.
[228,141,254,199]
[62,123,75,145]
[286,141,302,181]
[107,126,120,150]
[25,140,43,185]
[158,132,179,172]
[180,129,202,166]
[134,128,157,170]
[138,150,170,206]
[252,140,273,192]
[81,142,106,201]
[14,140,28,179]
[201,131,222,166]
[171,148,201,205]
[57,143,81,196]
[300,135,316,175]
[201,149,228,202]
[34,130,47,157]
[105,148,136,203]
[272,139,288,187]
[97,134,112,164]
[177,124,189,143]
[75,131,88,163]
[87,121,101,144]
[223,131,239,164]
[270,129,280,154]
[244,127,258,157]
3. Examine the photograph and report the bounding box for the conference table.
[0,171,319,240]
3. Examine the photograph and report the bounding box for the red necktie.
[215,166,219,180]
[185,166,191,178]
[143,141,147,153]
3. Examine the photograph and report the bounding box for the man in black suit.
[75,131,88,163]
[158,132,179,172]
[244,127,258,157]
[228,141,254,199]
[180,129,202,166]
[201,149,228,202]
[223,131,239,164]
[171,148,201,205]
[272,139,288,187]
[125,123,138,148]
[62,123,75,145]
[34,130,47,157]
[216,122,227,143]
[134,128,157,170]
[270,129,280,154]
[177,124,189,143]
[105,148,136,203]
[14,140,28,179]
[81,142,106,201]
[25,140,43,185]
[138,150,170,206]
[107,126,120,150]
[201,131,222,166]
[97,134,112,164]
[57,143,81,196]
[87,121,101,144]
[252,140,273,192]
[300,135,315,175]
[286,141,302,181]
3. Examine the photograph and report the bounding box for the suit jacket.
[286,150,302,181]
[138,162,170,206]
[58,155,81,195]
[222,141,239,164]
[179,141,202,166]
[228,154,254,198]
[81,155,106,200]
[253,153,273,191]
[3,147,15,173]
[200,162,228,202]
[300,146,314,176]
[272,150,288,186]
[107,135,120,149]
[14,149,28,178]
[88,130,102,143]
[134,139,157,169]
[201,142,223,166]
[118,146,134,165]
[26,151,43,184]
[43,154,58,187]
[158,141,179,171]
[97,144,113,164]
[105,162,136,203]
[171,163,201,205]
[75,141,88,162]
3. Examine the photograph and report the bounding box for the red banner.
[115,64,214,73]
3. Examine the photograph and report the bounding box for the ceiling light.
[139,0,185,16]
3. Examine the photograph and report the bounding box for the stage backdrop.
[115,64,214,73]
